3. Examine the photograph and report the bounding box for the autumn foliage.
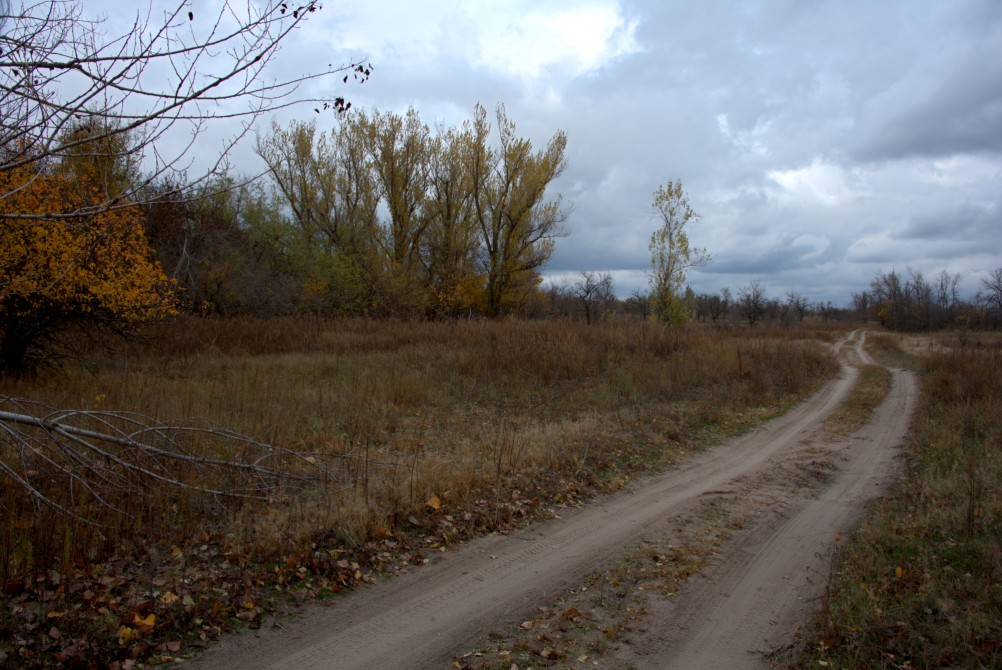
[0,163,177,374]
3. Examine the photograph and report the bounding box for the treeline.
[546,276,839,327]
[144,104,567,319]
[851,268,1002,331]
[549,268,1002,332]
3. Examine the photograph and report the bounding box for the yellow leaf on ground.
[133,613,155,632]
[117,626,135,646]
[426,495,442,510]
[161,591,179,605]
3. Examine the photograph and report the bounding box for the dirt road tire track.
[625,333,917,668]
[186,331,915,670]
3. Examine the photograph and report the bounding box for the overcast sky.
[147,1,1002,304]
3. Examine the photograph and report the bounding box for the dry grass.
[805,336,1002,669]
[0,317,839,666]
[2,318,835,567]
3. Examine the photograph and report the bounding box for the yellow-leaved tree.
[0,161,177,375]
[648,180,710,326]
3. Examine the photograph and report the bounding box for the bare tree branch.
[0,395,349,522]
[0,0,371,217]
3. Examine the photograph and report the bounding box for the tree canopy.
[0,161,177,374]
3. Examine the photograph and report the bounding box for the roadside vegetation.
[804,332,1002,669]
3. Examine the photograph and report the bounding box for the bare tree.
[737,280,766,327]
[785,290,809,324]
[851,290,871,321]
[0,0,370,217]
[627,287,650,320]
[980,268,1002,314]
[573,271,614,324]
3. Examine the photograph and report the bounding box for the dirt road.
[187,331,916,669]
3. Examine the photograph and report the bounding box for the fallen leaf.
[426,495,442,510]
[520,620,534,630]
[133,613,156,633]
[117,626,135,646]
[161,591,179,605]
[167,640,182,653]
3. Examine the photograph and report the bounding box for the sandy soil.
[186,331,917,670]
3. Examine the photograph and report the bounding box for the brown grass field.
[0,317,842,666]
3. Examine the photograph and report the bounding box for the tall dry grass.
[1,317,838,584]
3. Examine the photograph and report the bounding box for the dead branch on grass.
[0,395,346,523]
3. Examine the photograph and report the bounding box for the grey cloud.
[87,0,1002,305]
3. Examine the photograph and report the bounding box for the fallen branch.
[0,396,347,522]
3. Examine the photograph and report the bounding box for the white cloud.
[471,2,640,81]
[767,159,855,206]
[318,1,638,84]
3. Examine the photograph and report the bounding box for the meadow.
[0,317,840,665]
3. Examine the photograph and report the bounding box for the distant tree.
[573,271,614,324]
[0,0,370,217]
[719,287,732,321]
[851,290,871,321]
[694,292,717,322]
[906,268,934,331]
[648,180,709,325]
[933,270,962,328]
[737,280,767,327]
[765,297,783,323]
[0,162,177,375]
[817,300,839,323]
[979,268,1002,315]
[626,288,651,320]
[871,269,906,330]
[785,291,809,324]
